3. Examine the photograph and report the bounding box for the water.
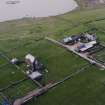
[0,0,78,22]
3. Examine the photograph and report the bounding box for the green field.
[1,1,105,105]
[92,48,105,63]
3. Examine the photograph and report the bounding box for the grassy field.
[1,1,105,105]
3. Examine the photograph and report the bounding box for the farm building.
[62,33,97,45]
[62,35,80,44]
[62,33,99,53]
[76,41,98,52]
[27,71,42,80]
[83,33,97,41]
[25,54,44,80]
[25,54,44,72]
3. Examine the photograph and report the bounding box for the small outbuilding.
[84,33,97,41]
[62,35,80,45]
[27,71,42,80]
[25,54,35,65]
[10,58,19,65]
[25,54,44,72]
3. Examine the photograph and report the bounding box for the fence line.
[0,78,28,92]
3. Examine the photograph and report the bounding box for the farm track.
[0,78,28,92]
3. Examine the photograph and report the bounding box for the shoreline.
[0,0,79,23]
